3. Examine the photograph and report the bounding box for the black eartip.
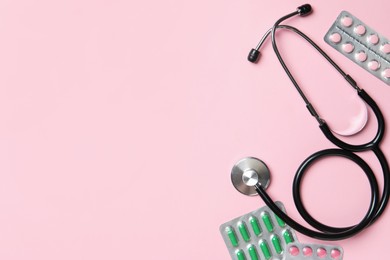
[248,49,260,63]
[297,4,312,16]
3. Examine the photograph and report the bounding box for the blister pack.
[220,202,298,260]
[285,243,343,260]
[324,11,390,85]
[220,202,344,260]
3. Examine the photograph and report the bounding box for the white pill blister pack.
[285,243,343,260]
[324,11,390,85]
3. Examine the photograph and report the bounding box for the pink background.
[1,0,390,259]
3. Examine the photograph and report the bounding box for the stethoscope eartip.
[248,49,261,63]
[297,4,312,16]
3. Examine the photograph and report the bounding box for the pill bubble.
[236,250,246,260]
[342,43,354,53]
[368,60,380,71]
[329,33,342,43]
[341,16,353,27]
[354,25,366,35]
[381,43,390,54]
[331,249,341,259]
[288,246,299,256]
[317,248,327,258]
[303,246,313,256]
[355,51,367,62]
[283,230,294,244]
[368,34,379,45]
[382,68,390,79]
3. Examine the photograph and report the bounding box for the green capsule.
[248,245,259,260]
[259,240,272,260]
[275,214,286,227]
[226,226,239,247]
[261,212,274,232]
[249,216,262,236]
[236,249,246,260]
[283,229,294,244]
[271,235,283,254]
[238,222,250,242]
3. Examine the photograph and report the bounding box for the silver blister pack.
[220,202,299,260]
[285,242,343,260]
[324,11,390,85]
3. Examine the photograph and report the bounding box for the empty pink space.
[1,0,390,259]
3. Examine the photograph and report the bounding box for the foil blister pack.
[285,243,343,260]
[324,11,390,85]
[220,202,343,260]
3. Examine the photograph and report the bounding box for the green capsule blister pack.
[220,202,344,260]
[220,202,298,260]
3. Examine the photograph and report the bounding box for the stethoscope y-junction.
[231,4,390,241]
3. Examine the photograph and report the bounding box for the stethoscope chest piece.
[231,157,270,196]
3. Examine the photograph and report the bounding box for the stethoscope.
[231,4,390,241]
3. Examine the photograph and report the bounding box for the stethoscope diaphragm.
[231,157,270,196]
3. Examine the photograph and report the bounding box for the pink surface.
[1,0,390,259]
